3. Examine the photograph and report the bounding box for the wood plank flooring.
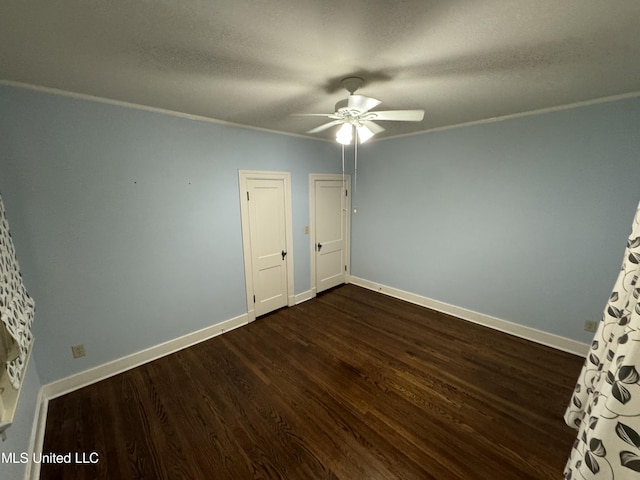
[41,284,584,479]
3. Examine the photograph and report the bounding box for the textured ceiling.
[1,0,639,141]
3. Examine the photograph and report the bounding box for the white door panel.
[247,179,288,316]
[240,171,293,321]
[314,178,348,293]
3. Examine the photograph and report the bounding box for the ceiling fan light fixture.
[336,123,353,145]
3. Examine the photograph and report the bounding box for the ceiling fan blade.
[362,120,385,134]
[307,120,343,134]
[291,113,333,117]
[370,110,425,122]
[347,95,382,112]
[292,113,342,120]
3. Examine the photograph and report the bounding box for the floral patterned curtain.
[565,200,640,478]
[0,193,35,389]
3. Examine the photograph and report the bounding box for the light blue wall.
[2,83,639,391]
[0,85,340,384]
[351,97,640,343]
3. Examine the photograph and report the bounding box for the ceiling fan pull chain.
[353,132,358,213]
[342,143,345,191]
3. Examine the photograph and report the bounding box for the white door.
[312,176,350,293]
[239,171,294,320]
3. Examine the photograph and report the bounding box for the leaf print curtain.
[565,200,640,479]
[0,192,35,389]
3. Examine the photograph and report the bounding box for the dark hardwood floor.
[41,284,584,479]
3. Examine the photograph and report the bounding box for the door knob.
[317,242,322,251]
[281,250,287,260]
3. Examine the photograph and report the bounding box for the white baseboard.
[41,313,248,401]
[294,288,315,305]
[349,276,589,357]
[25,389,47,480]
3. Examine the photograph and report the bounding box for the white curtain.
[565,200,640,478]
[0,193,35,389]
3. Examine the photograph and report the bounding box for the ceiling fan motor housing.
[340,76,364,94]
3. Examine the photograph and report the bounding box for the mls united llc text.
[1,451,99,464]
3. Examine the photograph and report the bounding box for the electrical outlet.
[71,344,86,359]
[584,320,598,333]
[304,226,309,235]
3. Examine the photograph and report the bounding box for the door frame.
[309,173,351,297]
[239,170,295,322]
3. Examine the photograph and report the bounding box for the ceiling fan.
[300,77,425,144]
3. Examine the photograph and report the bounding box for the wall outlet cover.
[71,344,86,358]
[584,320,598,333]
